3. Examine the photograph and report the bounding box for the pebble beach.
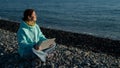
[0,28,120,68]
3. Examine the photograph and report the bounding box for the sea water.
[0,0,120,40]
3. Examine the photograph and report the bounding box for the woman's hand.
[49,44,54,48]
[34,45,42,50]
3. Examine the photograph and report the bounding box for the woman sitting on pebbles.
[17,9,56,62]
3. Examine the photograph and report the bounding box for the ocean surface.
[0,0,120,40]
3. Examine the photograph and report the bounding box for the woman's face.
[29,11,37,22]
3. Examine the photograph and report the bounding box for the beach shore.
[0,19,120,67]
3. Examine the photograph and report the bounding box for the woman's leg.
[22,49,38,60]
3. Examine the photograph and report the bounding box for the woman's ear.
[28,16,32,20]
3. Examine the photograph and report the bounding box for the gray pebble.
[0,29,120,68]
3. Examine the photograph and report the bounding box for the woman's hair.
[22,9,35,21]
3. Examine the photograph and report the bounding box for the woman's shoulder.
[35,23,39,27]
[17,23,29,34]
[35,23,41,30]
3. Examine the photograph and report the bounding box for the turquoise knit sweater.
[17,21,47,57]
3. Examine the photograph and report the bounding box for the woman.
[17,9,56,62]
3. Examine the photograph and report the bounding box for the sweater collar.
[21,21,36,29]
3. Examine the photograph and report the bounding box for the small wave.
[0,17,10,20]
[0,17,19,23]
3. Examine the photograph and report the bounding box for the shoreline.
[0,19,120,56]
